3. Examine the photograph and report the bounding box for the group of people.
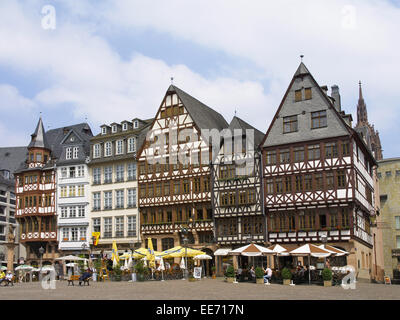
[236,266,273,283]
[0,269,14,286]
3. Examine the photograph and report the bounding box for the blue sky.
[0,0,399,158]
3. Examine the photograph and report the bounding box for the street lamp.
[38,246,45,281]
[321,234,328,267]
[181,226,189,279]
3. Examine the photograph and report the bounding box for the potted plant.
[255,267,264,284]
[134,261,146,282]
[281,267,292,285]
[93,259,102,282]
[112,264,122,281]
[322,268,332,287]
[225,265,235,283]
[211,266,216,279]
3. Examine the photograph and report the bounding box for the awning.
[214,248,232,256]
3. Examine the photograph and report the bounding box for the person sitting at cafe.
[79,269,92,286]
[5,271,13,286]
[236,267,243,281]
[264,267,272,283]
[249,266,256,281]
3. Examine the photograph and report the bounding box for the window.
[78,205,85,217]
[127,163,136,181]
[183,180,190,194]
[283,115,298,133]
[66,147,72,160]
[36,153,42,162]
[104,218,112,238]
[127,189,136,208]
[305,87,312,100]
[295,89,302,102]
[267,179,274,195]
[174,181,180,195]
[139,163,145,175]
[104,142,112,157]
[61,207,68,218]
[93,218,100,232]
[69,166,76,178]
[395,216,400,230]
[330,214,337,228]
[79,227,86,241]
[148,184,154,197]
[319,214,327,229]
[71,227,78,241]
[116,165,124,182]
[77,185,84,197]
[342,141,350,157]
[115,217,124,237]
[304,175,312,191]
[337,170,346,188]
[116,140,124,155]
[101,127,107,135]
[315,173,323,190]
[276,178,283,194]
[294,147,304,162]
[61,167,67,178]
[193,177,201,193]
[104,191,112,210]
[116,190,124,209]
[311,110,327,129]
[266,151,276,165]
[104,166,113,183]
[164,182,170,196]
[162,238,174,251]
[127,216,137,237]
[203,178,210,192]
[73,147,79,159]
[68,185,76,197]
[93,168,101,184]
[325,142,338,158]
[112,125,117,133]
[341,209,349,228]
[133,120,139,128]
[93,144,100,158]
[284,177,292,193]
[69,206,76,218]
[60,186,67,198]
[155,183,162,197]
[295,176,303,192]
[279,149,290,164]
[139,185,146,198]
[62,228,69,241]
[77,165,84,177]
[326,172,334,189]
[127,138,136,153]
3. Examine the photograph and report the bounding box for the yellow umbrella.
[147,238,156,269]
[133,247,163,258]
[160,246,205,259]
[119,253,131,260]
[112,241,120,267]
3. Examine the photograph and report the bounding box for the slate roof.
[228,116,265,147]
[169,85,229,132]
[28,117,51,150]
[0,147,28,173]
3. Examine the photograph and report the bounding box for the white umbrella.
[318,245,349,257]
[65,262,77,267]
[40,265,55,273]
[159,258,165,281]
[229,243,273,257]
[143,259,147,267]
[56,255,88,261]
[128,255,133,269]
[15,265,33,271]
[124,258,128,270]
[180,257,186,269]
[0,266,7,271]
[193,254,212,260]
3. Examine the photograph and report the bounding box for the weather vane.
[300,55,304,62]
[171,77,174,85]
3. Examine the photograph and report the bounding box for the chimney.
[320,85,328,95]
[331,85,341,112]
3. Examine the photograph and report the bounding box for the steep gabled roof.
[0,146,28,174]
[228,116,265,147]
[28,117,51,150]
[169,85,228,132]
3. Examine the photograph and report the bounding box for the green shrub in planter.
[255,267,264,279]
[281,268,292,280]
[322,268,332,281]
[225,266,235,278]
[112,264,122,281]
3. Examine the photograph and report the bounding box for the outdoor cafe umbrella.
[317,245,349,257]
[55,255,88,261]
[289,244,332,285]
[15,264,33,271]
[40,265,55,273]
[160,246,205,259]
[267,244,290,270]
[229,243,273,257]
[0,266,7,271]
[194,254,212,278]
[158,258,165,281]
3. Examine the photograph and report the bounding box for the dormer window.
[66,147,72,160]
[122,123,128,131]
[133,121,139,129]
[101,127,107,135]
[112,125,117,133]
[73,147,79,159]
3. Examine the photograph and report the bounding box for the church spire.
[28,117,51,150]
[356,81,368,126]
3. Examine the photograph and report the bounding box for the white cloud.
[0,0,398,155]
[0,84,35,112]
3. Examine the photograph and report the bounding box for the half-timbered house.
[138,85,228,266]
[211,116,265,273]
[261,62,378,280]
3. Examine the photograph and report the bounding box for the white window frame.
[93,144,100,158]
[66,147,72,160]
[73,147,79,159]
[62,228,69,241]
[101,127,107,135]
[112,125,117,133]
[104,191,112,210]
[71,227,78,241]
[61,167,67,178]
[133,120,139,128]
[122,123,128,131]
[78,205,85,217]
[116,190,124,209]
[127,137,136,153]
[116,140,124,155]
[93,192,101,211]
[105,142,112,157]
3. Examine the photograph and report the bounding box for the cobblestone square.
[1,278,399,300]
